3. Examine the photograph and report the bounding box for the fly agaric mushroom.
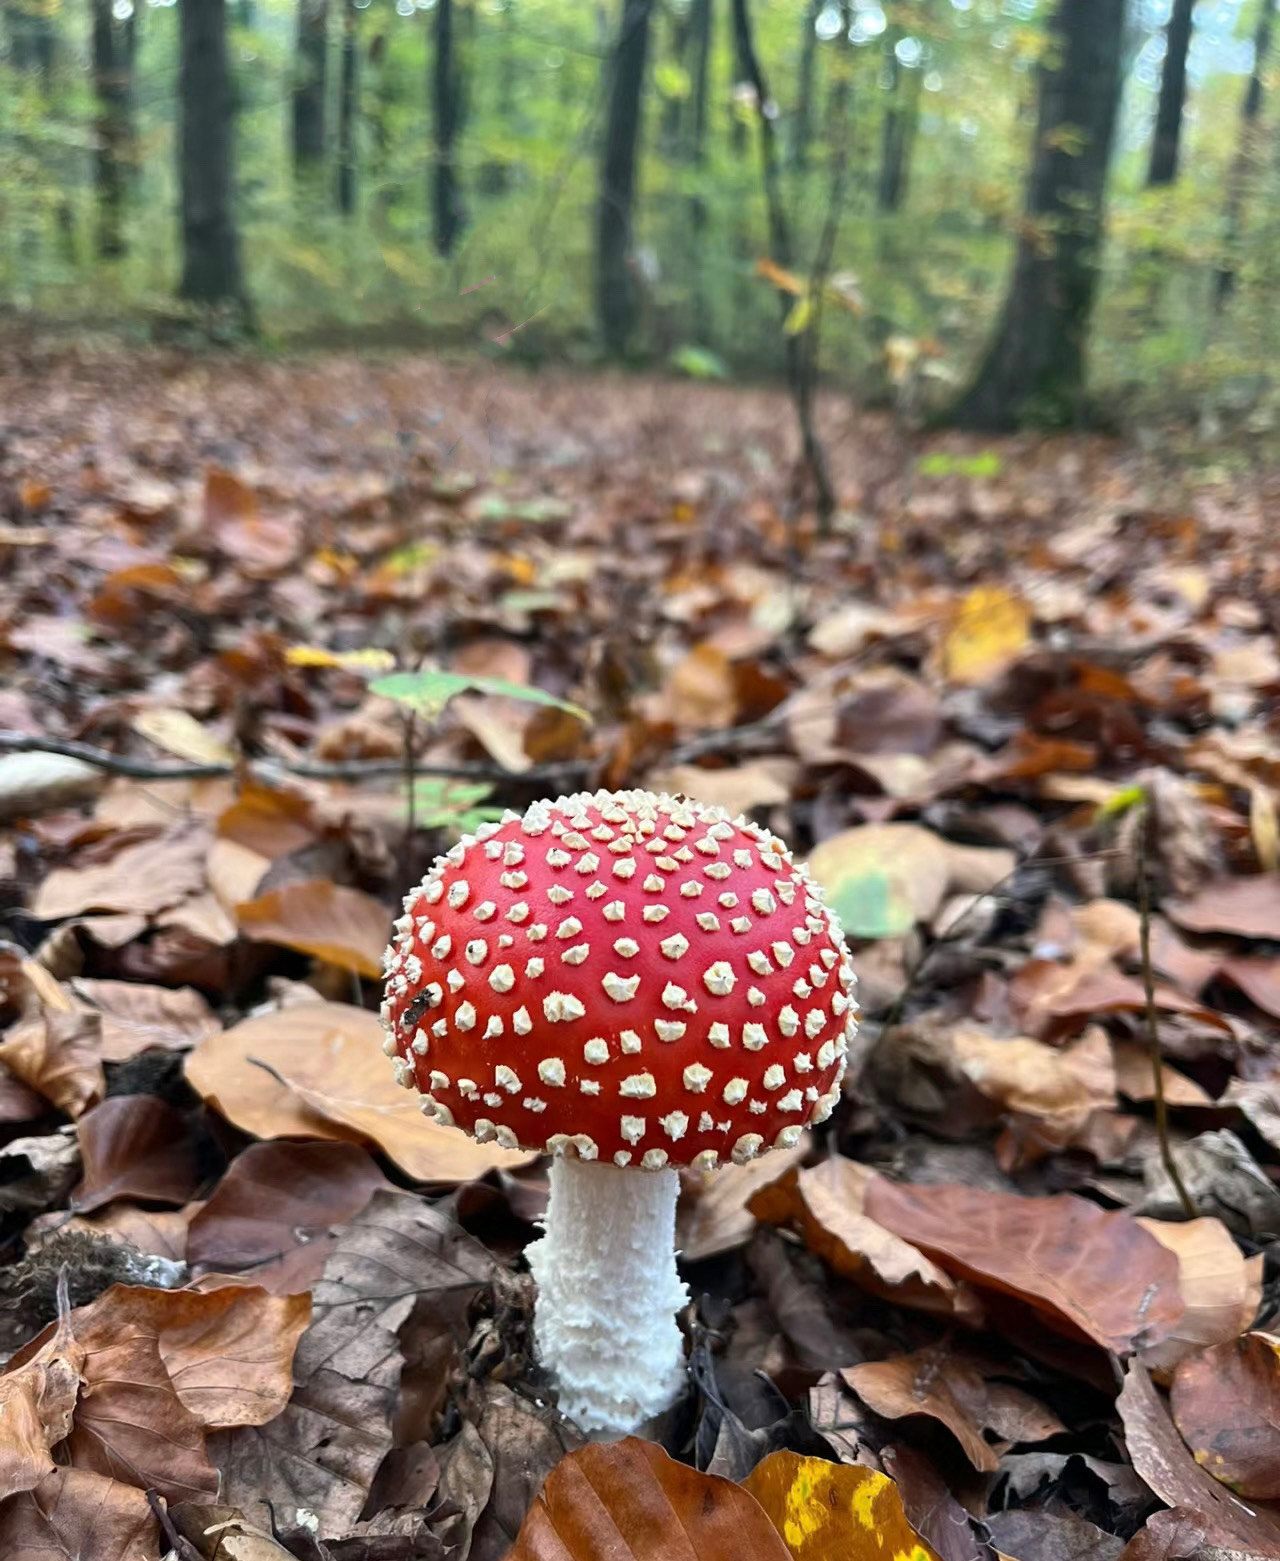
[380,789,856,1433]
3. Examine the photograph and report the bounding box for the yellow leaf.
[940,585,1031,684]
[1250,787,1279,871]
[784,295,814,335]
[285,646,397,675]
[131,709,234,766]
[743,1450,943,1561]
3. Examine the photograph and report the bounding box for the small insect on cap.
[381,788,856,1170]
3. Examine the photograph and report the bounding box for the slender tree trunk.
[431,0,466,257]
[877,43,920,211]
[596,0,656,354]
[790,0,821,171]
[949,0,1125,430]
[292,0,328,174]
[1147,0,1194,186]
[178,0,247,310]
[91,0,131,257]
[689,0,712,161]
[1213,0,1275,310]
[335,0,357,214]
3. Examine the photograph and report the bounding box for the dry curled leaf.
[73,1095,203,1213]
[1136,1217,1261,1378]
[0,1468,160,1561]
[1169,1332,1280,1500]
[31,823,210,920]
[0,1304,84,1500]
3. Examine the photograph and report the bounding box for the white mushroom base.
[526,1157,689,1434]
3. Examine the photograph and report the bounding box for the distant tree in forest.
[91,0,136,257]
[1214,0,1275,310]
[596,0,656,354]
[431,0,466,256]
[335,0,358,215]
[292,0,328,174]
[1147,0,1194,186]
[950,0,1126,430]
[178,0,248,314]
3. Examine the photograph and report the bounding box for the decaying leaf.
[0,1303,84,1500]
[1169,1332,1280,1500]
[235,879,392,979]
[0,1468,160,1561]
[73,1095,202,1212]
[1136,1217,1262,1377]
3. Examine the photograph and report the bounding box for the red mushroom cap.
[381,789,856,1169]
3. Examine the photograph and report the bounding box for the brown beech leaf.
[1112,1043,1212,1108]
[28,1203,191,1264]
[0,1468,160,1561]
[0,1007,104,1117]
[89,1283,310,1429]
[0,1304,84,1499]
[1169,1332,1280,1500]
[863,1177,1185,1354]
[70,978,222,1062]
[31,823,210,920]
[749,1157,967,1318]
[7,1294,220,1502]
[842,1349,1063,1473]
[1117,1363,1280,1555]
[235,879,392,979]
[742,1448,944,1561]
[1218,956,1280,1019]
[505,1437,790,1560]
[1136,1217,1261,1378]
[948,1023,1115,1140]
[187,1139,388,1284]
[676,1138,809,1262]
[186,1001,532,1182]
[73,1095,203,1212]
[1164,876,1280,941]
[210,1189,495,1538]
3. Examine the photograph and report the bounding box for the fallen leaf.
[505,1436,791,1560]
[986,1509,1124,1561]
[1112,1044,1212,1108]
[204,469,302,576]
[843,1352,1000,1472]
[1117,1362,1280,1554]
[1218,957,1280,1019]
[1164,876,1280,940]
[1170,1332,1280,1500]
[1136,1217,1263,1377]
[806,823,1013,939]
[235,879,391,979]
[864,1177,1184,1354]
[0,1468,159,1561]
[0,1007,104,1117]
[210,1189,495,1538]
[677,1138,809,1262]
[0,1304,84,1499]
[187,1139,388,1284]
[1250,787,1279,871]
[73,1095,203,1212]
[663,641,739,730]
[70,978,221,1062]
[649,758,797,818]
[0,751,104,821]
[742,1448,943,1561]
[749,1157,966,1317]
[32,824,210,920]
[948,1023,1115,1144]
[132,708,234,765]
[186,1001,532,1181]
[940,585,1031,684]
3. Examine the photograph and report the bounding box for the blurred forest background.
[1,0,1279,431]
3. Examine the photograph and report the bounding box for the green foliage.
[409,776,505,834]
[917,450,1003,479]
[370,668,590,724]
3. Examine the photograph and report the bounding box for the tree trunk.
[292,0,328,174]
[949,0,1125,430]
[790,0,821,171]
[178,0,247,310]
[660,5,690,154]
[91,0,131,257]
[335,0,357,214]
[877,46,920,211]
[1213,0,1275,310]
[1147,0,1194,186]
[596,0,655,355]
[689,0,712,163]
[431,0,466,257]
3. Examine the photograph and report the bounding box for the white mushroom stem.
[525,1157,689,1434]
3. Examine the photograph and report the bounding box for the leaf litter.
[0,350,1279,1557]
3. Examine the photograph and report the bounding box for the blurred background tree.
[1,0,1278,430]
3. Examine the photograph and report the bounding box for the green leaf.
[669,344,729,380]
[654,61,692,100]
[371,669,591,725]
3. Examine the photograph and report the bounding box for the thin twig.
[1135,800,1196,1219]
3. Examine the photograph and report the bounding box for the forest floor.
[1,343,1280,1561]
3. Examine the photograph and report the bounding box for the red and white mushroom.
[380,788,856,1433]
